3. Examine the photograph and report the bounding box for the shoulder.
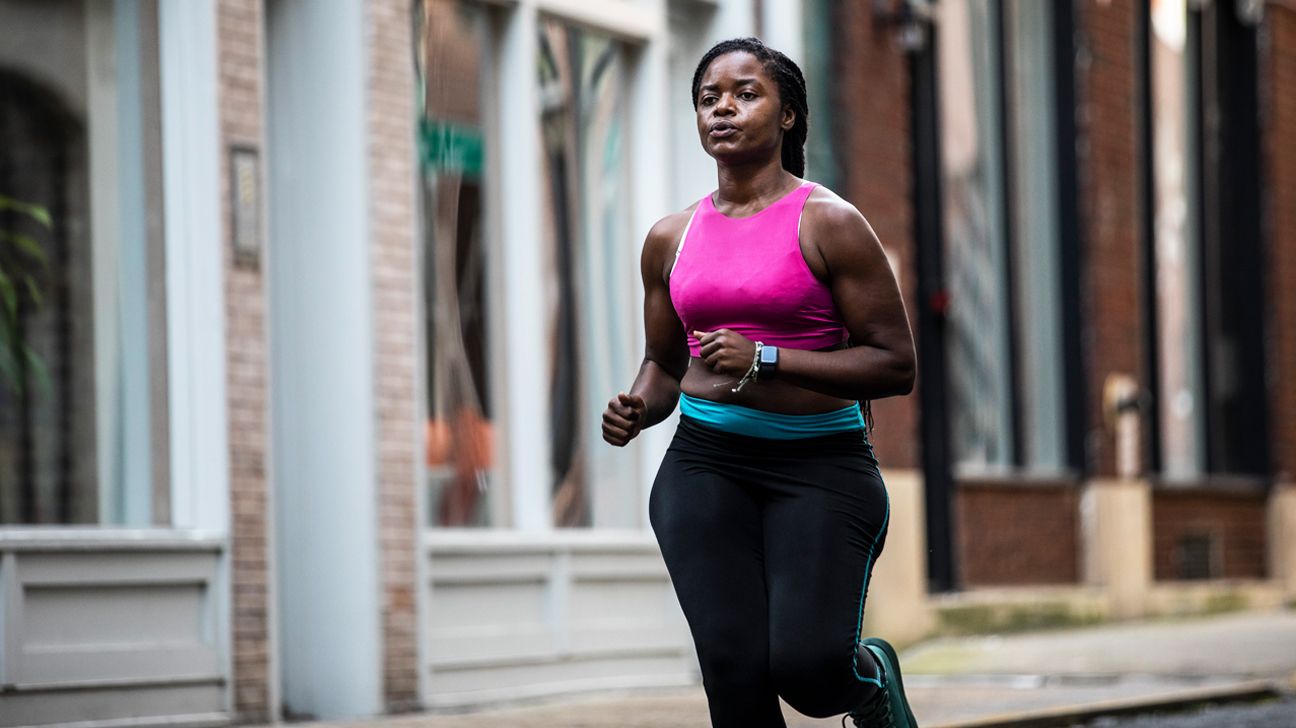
[642,201,702,263]
[802,184,873,241]
[801,184,884,273]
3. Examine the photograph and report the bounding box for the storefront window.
[938,0,1014,470]
[537,18,635,528]
[938,0,1068,475]
[1003,0,1067,472]
[418,0,499,527]
[0,0,167,526]
[1150,0,1205,479]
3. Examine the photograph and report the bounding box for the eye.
[700,95,717,106]
[739,91,756,101]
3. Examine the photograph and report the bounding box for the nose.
[714,92,737,115]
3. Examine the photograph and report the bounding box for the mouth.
[708,122,739,139]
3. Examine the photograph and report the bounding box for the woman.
[602,38,918,727]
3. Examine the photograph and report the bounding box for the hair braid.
[691,37,809,177]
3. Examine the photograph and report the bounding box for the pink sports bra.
[669,181,850,358]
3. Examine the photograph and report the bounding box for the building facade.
[1,0,1295,726]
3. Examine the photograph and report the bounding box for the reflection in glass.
[937,0,1014,470]
[418,0,497,527]
[1150,0,1205,478]
[0,0,167,525]
[1003,0,1065,471]
[537,19,632,528]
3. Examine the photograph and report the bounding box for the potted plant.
[0,194,51,396]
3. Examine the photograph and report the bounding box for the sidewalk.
[279,609,1296,728]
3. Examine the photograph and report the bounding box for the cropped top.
[669,181,849,358]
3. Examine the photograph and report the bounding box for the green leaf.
[0,196,52,229]
[0,346,18,396]
[24,275,42,307]
[0,231,47,265]
[22,344,50,399]
[0,275,16,321]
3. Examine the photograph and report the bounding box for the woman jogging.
[601,37,919,728]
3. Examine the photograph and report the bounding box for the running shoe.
[842,680,893,727]
[847,638,918,727]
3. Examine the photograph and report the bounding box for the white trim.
[424,528,661,551]
[85,0,124,525]
[533,0,663,43]
[494,3,551,532]
[159,0,228,535]
[666,204,700,280]
[158,4,230,719]
[759,0,804,65]
[0,528,223,549]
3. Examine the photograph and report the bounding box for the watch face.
[760,346,778,366]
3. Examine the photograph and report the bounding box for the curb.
[928,680,1284,728]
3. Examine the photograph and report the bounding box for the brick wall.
[1152,488,1268,580]
[218,0,273,721]
[834,1,920,470]
[367,0,422,712]
[1074,0,1143,479]
[1264,7,1296,481]
[955,482,1081,587]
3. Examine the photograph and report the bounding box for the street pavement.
[273,609,1296,728]
[1084,697,1296,727]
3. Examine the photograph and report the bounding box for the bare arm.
[775,196,916,399]
[603,211,692,446]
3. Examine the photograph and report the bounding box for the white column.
[160,0,228,535]
[266,0,382,717]
[759,0,804,65]
[159,1,231,720]
[492,3,552,532]
[628,14,674,530]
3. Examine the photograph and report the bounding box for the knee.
[769,643,853,718]
[694,634,771,693]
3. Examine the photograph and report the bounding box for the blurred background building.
[0,0,1294,726]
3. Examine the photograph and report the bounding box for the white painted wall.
[266,0,382,718]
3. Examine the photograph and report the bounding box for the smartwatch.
[758,344,779,380]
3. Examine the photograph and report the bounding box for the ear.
[781,104,796,131]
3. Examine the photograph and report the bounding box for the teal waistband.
[678,394,864,439]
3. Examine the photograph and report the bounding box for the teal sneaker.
[842,681,893,727]
[852,638,917,727]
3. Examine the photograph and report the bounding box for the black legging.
[650,415,891,727]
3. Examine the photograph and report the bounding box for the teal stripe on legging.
[852,490,890,682]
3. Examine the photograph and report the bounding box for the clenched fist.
[693,329,757,377]
[603,392,647,447]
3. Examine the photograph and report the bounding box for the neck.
[714,158,798,208]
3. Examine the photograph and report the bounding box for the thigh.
[650,440,786,728]
[761,447,890,717]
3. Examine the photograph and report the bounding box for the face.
[695,51,794,165]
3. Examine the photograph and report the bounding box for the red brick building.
[837,0,1296,600]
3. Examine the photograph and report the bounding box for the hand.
[693,329,756,377]
[603,392,647,447]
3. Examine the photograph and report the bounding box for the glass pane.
[1004,0,1066,472]
[1150,0,1206,478]
[418,0,500,527]
[538,19,633,528]
[938,0,1014,470]
[0,0,167,526]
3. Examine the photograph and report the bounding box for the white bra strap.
[668,204,701,280]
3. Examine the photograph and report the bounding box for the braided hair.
[691,37,809,177]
